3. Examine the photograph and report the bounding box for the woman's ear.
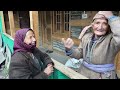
[91,23,94,29]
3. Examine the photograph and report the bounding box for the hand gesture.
[62,38,74,50]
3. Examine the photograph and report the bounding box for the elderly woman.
[9,28,54,79]
[62,11,120,79]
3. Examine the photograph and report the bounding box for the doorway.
[18,11,30,29]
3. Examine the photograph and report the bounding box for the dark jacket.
[9,47,54,79]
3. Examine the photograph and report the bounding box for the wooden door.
[19,11,30,29]
[40,11,52,49]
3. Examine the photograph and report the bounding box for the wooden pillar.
[0,11,6,33]
[61,11,64,33]
[69,11,71,38]
[42,12,45,47]
[29,11,39,47]
[40,11,44,47]
[44,11,47,43]
[60,11,62,33]
[8,11,15,38]
[52,11,55,33]
[53,11,56,33]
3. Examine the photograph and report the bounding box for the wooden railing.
[52,58,88,79]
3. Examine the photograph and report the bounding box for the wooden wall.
[3,11,20,38]
[115,51,120,78]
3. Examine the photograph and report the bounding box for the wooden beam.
[44,11,47,43]
[41,11,45,47]
[52,58,88,79]
[38,11,43,47]
[8,11,15,38]
[51,11,54,34]
[41,12,44,47]
[115,51,120,78]
[29,11,39,47]
[0,11,6,33]
[53,12,56,33]
[61,11,64,33]
[40,11,45,47]
[50,11,53,48]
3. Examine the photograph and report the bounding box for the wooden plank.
[40,11,44,46]
[69,19,92,26]
[0,11,6,33]
[29,11,39,47]
[44,11,47,43]
[52,58,88,79]
[3,33,14,41]
[38,11,43,47]
[53,11,56,32]
[50,11,53,35]
[50,11,53,49]
[115,51,120,78]
[52,11,54,33]
[60,11,64,33]
[42,11,45,47]
[41,12,45,47]
[8,11,15,38]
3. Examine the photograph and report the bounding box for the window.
[56,11,61,31]
[64,11,69,31]
[55,11,70,32]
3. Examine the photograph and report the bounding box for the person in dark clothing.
[9,28,54,79]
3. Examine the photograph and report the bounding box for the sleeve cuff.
[65,49,73,56]
[39,71,49,79]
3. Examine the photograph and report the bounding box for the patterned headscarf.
[13,28,36,54]
[79,13,108,40]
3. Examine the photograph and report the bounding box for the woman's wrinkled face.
[92,18,109,36]
[24,30,36,46]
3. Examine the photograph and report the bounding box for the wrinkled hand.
[44,64,54,76]
[97,11,114,19]
[62,38,74,50]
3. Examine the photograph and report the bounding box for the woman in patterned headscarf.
[9,28,54,79]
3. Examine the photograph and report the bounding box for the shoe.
[46,50,53,53]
